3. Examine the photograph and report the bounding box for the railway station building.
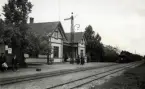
[29,18,86,62]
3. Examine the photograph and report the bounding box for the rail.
[46,61,143,89]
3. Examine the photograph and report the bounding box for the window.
[54,31,58,39]
[53,46,59,58]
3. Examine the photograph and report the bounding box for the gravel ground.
[0,62,142,89]
[92,63,145,89]
[0,63,127,89]
[0,63,115,79]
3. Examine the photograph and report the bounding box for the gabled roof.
[65,32,84,43]
[29,21,59,36]
[29,21,67,40]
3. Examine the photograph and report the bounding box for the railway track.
[0,63,118,85]
[46,61,143,89]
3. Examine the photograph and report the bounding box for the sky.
[0,0,145,55]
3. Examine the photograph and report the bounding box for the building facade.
[64,32,86,61]
[28,18,86,62]
[29,19,67,62]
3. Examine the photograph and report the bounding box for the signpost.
[8,48,12,54]
[5,45,8,50]
[64,12,75,64]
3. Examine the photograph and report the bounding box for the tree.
[84,25,104,62]
[84,25,95,40]
[25,32,40,58]
[95,33,101,42]
[103,45,119,62]
[0,16,13,46]
[39,35,52,64]
[84,25,94,50]
[39,36,51,54]
[25,32,52,64]
[0,18,4,43]
[2,0,33,67]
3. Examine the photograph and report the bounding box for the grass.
[91,63,145,89]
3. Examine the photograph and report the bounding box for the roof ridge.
[66,32,84,34]
[29,21,60,24]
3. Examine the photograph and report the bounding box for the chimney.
[30,17,34,24]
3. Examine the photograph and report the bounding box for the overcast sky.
[0,0,145,55]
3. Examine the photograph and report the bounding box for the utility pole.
[64,12,74,64]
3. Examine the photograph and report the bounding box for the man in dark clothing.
[47,54,50,64]
[12,55,19,71]
[0,53,6,72]
[80,56,85,65]
[76,55,80,64]
[64,55,68,62]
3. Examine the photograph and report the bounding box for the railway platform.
[0,62,116,85]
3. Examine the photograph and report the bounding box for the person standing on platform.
[0,53,7,72]
[76,55,80,64]
[70,58,74,64]
[80,56,85,65]
[84,55,87,63]
[47,54,50,64]
[64,54,68,63]
[12,55,19,71]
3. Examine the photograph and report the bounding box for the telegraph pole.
[64,12,75,64]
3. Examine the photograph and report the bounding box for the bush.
[103,54,119,62]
